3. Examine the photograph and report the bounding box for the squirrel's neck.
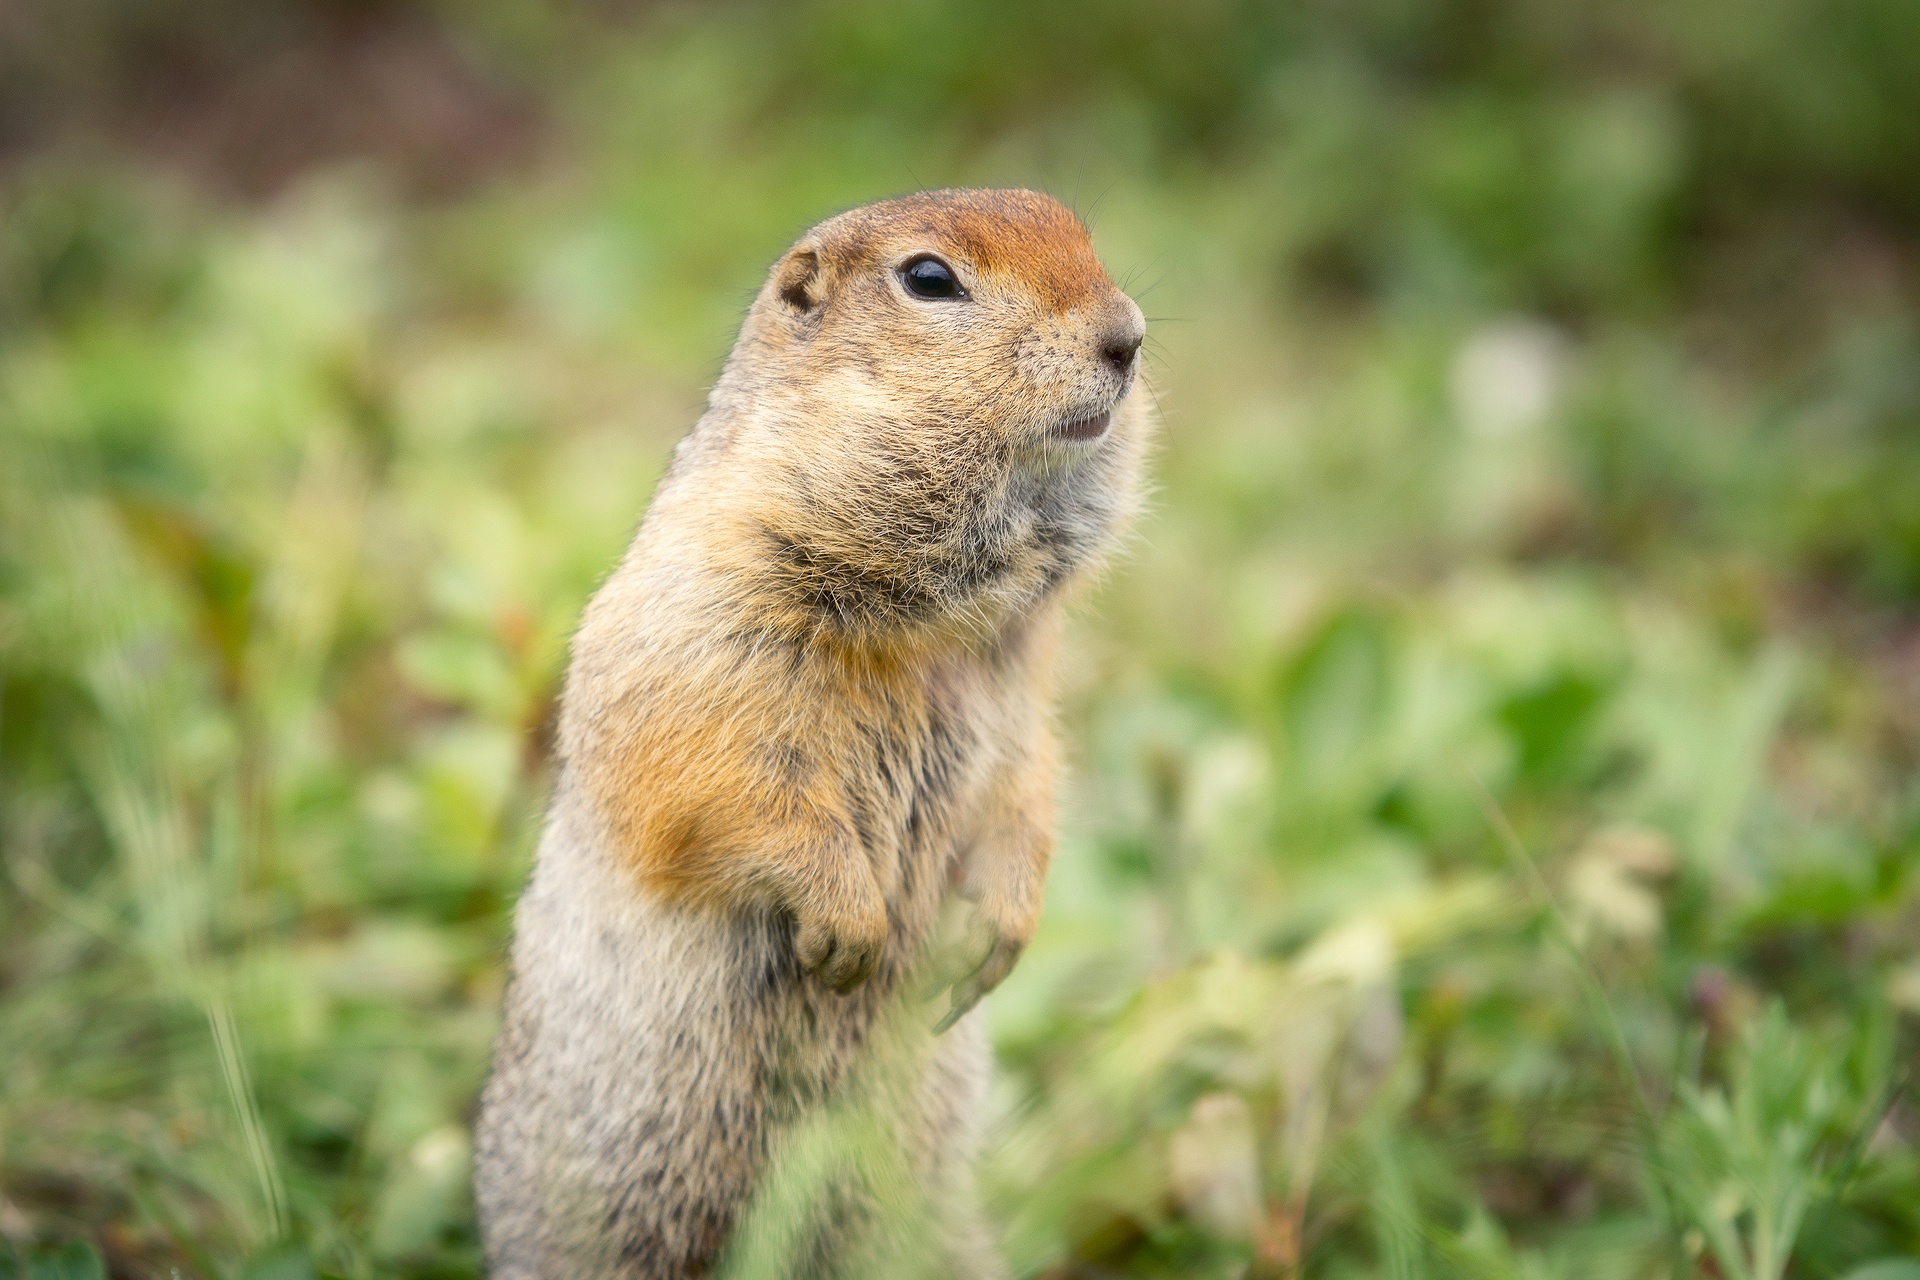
[640,419,1057,660]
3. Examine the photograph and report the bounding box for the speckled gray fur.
[476,785,1000,1279]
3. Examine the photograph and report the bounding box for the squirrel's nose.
[1101,331,1142,375]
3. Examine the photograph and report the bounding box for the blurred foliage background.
[3,1,1920,1276]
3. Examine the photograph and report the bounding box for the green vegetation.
[3,1,1919,1276]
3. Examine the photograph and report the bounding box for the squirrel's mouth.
[1054,410,1112,442]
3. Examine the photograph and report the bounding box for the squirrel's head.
[703,188,1151,645]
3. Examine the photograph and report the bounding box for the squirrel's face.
[749,189,1145,458]
[715,189,1151,638]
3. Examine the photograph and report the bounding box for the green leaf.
[22,1242,104,1280]
[1839,1263,1920,1280]
[240,1243,317,1280]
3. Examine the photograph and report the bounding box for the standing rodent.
[474,188,1150,1279]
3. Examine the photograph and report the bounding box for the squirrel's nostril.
[1102,333,1142,374]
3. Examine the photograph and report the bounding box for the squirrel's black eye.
[900,256,964,300]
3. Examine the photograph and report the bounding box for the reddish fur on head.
[816,189,1110,312]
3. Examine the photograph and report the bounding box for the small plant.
[1661,1003,1891,1280]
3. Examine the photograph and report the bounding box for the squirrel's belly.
[478,786,984,1277]
[513,788,907,1025]
[501,780,967,1123]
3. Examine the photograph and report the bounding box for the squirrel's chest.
[839,668,1019,899]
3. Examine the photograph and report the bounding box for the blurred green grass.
[2,1,1919,1277]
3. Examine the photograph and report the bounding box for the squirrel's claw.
[934,933,1023,1032]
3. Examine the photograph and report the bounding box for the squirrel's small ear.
[774,246,822,314]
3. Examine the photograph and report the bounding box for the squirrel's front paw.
[796,903,888,993]
[934,912,1028,1032]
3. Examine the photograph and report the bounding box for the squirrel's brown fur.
[475,189,1149,1278]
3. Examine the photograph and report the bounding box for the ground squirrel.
[474,188,1150,1278]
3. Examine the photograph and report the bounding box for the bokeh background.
[4,1,1920,1276]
